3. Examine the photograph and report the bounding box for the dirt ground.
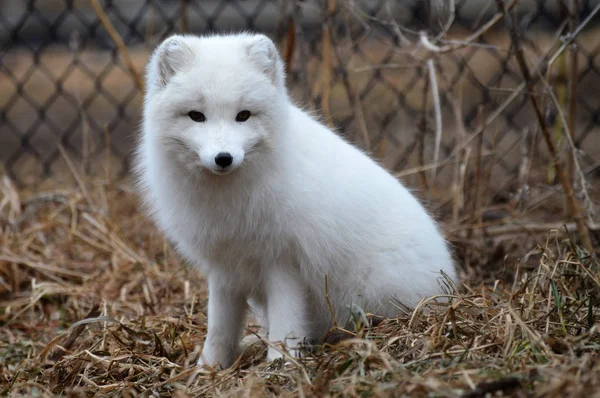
[0,175,599,397]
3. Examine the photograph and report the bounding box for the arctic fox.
[135,32,456,368]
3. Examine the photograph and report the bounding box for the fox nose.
[214,152,233,168]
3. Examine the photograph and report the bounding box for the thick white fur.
[135,33,457,369]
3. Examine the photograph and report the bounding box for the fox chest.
[168,199,292,266]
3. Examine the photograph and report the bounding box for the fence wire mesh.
[1,0,599,196]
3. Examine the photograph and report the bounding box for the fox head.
[143,33,288,175]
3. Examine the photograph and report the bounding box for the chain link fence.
[1,0,600,196]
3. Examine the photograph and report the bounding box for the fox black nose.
[214,152,233,168]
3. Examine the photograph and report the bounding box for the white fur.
[134,33,457,368]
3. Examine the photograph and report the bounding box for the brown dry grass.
[1,172,599,397]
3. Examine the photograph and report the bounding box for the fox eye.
[188,111,206,122]
[236,110,251,122]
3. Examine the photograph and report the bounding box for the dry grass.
[0,174,599,397]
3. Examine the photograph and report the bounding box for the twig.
[104,125,111,186]
[449,92,468,225]
[418,66,430,188]
[419,0,517,54]
[324,274,338,328]
[496,0,593,253]
[274,0,294,75]
[145,0,155,42]
[330,11,370,150]
[181,0,188,33]
[0,167,21,222]
[427,59,442,201]
[384,1,412,47]
[567,0,580,206]
[58,145,92,206]
[513,127,530,214]
[436,0,455,39]
[540,73,595,225]
[90,0,144,92]
[471,0,494,30]
[283,16,296,76]
[292,1,310,105]
[395,152,493,179]
[275,0,290,40]
[320,0,335,127]
[464,105,485,266]
[452,221,584,238]
[447,18,571,161]
[351,63,422,73]
[548,1,600,67]
[473,105,485,225]
[44,305,102,362]
[69,32,92,175]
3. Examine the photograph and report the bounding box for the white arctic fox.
[135,33,456,368]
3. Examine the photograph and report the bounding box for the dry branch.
[58,145,92,206]
[330,10,370,150]
[292,1,311,105]
[181,0,189,33]
[567,0,580,204]
[541,74,596,225]
[283,17,296,76]
[427,59,442,200]
[445,10,594,163]
[419,0,517,54]
[496,0,593,252]
[320,0,336,128]
[90,0,144,92]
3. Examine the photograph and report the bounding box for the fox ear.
[153,35,194,87]
[246,34,285,87]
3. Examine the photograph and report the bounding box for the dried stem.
[58,145,92,206]
[320,0,336,128]
[330,10,370,150]
[446,16,581,163]
[419,66,430,188]
[496,0,593,252]
[90,0,144,92]
[427,59,442,201]
[567,0,580,206]
[292,1,310,105]
[180,0,188,33]
[104,125,111,187]
[324,274,338,329]
[473,105,485,226]
[450,92,468,225]
[540,73,596,227]
[419,0,517,54]
[283,16,296,76]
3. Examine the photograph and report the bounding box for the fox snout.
[199,146,245,175]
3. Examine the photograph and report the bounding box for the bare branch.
[427,59,442,200]
[90,0,144,92]
[496,0,593,252]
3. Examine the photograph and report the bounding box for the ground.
[0,175,599,397]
